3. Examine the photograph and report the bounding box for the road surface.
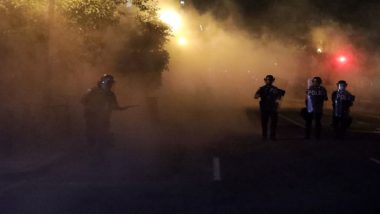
[1,107,380,213]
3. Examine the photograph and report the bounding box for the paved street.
[1,107,380,213]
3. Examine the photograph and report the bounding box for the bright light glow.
[338,56,347,63]
[178,37,187,46]
[180,0,185,5]
[317,48,323,53]
[159,9,182,32]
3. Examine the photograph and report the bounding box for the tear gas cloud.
[0,0,379,149]
[160,0,379,110]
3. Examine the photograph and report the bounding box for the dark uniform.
[255,75,285,140]
[305,77,328,139]
[81,74,122,149]
[332,80,355,139]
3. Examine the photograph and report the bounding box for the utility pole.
[43,0,56,134]
[48,0,55,64]
[46,0,55,100]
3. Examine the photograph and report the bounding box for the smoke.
[149,1,305,140]
[0,0,379,154]
[161,2,310,97]
[152,0,380,141]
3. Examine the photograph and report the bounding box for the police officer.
[255,75,285,140]
[81,74,131,149]
[305,77,328,140]
[332,80,355,139]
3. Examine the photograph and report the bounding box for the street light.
[159,7,188,47]
[178,36,187,46]
[159,9,182,32]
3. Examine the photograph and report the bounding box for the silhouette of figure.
[255,75,285,140]
[332,80,355,140]
[304,77,328,140]
[81,74,131,152]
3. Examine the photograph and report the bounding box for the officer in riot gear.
[332,80,355,139]
[81,74,131,151]
[255,75,286,140]
[304,77,328,140]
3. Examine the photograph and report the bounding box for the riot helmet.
[337,80,348,90]
[312,76,322,86]
[264,75,275,85]
[99,74,115,89]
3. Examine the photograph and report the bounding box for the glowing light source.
[159,9,182,32]
[338,55,347,64]
[178,37,187,46]
[317,48,323,54]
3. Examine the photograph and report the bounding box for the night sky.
[190,0,380,48]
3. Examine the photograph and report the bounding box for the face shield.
[264,75,275,85]
[99,79,115,90]
[265,79,274,85]
[312,77,322,86]
[338,83,347,91]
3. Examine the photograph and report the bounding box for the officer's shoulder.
[257,85,266,91]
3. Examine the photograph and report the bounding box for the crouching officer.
[304,77,328,140]
[81,74,132,154]
[255,75,286,141]
[332,80,355,140]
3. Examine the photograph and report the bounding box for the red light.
[338,56,347,64]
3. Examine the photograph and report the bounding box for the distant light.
[180,0,185,6]
[317,48,323,54]
[159,10,182,32]
[178,37,187,46]
[338,56,347,63]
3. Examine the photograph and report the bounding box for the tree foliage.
[0,0,47,36]
[58,0,171,90]
[60,0,119,30]
[1,0,171,92]
[118,0,171,90]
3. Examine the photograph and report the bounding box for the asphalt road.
[1,107,380,213]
